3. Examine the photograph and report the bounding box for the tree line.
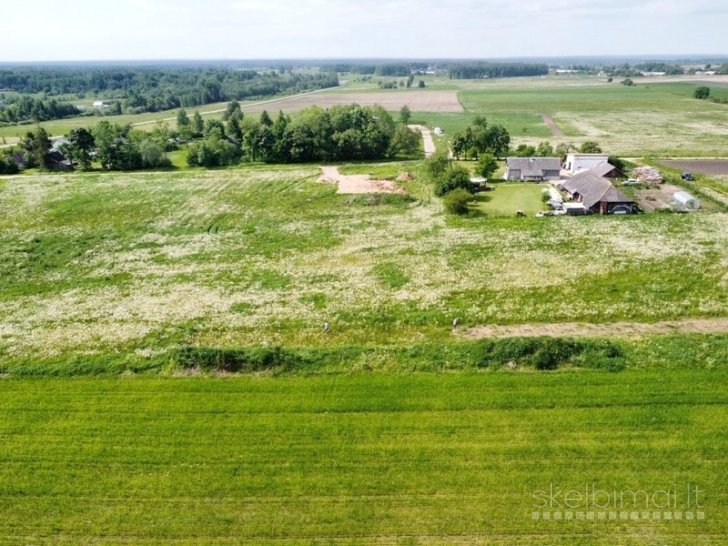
[186,103,421,166]
[447,63,549,79]
[0,95,80,124]
[2,101,422,172]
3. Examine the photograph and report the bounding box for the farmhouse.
[93,101,108,109]
[46,150,74,171]
[504,157,561,181]
[561,170,636,215]
[564,153,610,174]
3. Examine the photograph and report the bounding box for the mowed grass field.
[473,183,549,216]
[1,371,727,545]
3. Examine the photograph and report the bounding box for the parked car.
[622,178,641,186]
[681,172,695,181]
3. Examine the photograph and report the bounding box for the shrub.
[434,165,473,196]
[580,141,602,153]
[0,155,19,174]
[443,188,473,215]
[172,346,297,372]
[474,337,625,371]
[694,86,710,99]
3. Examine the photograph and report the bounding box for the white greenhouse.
[671,191,701,210]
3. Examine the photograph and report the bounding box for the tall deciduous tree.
[176,108,190,127]
[68,127,95,170]
[399,105,411,124]
[476,153,498,179]
[192,111,204,136]
[20,127,52,168]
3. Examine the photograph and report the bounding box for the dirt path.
[459,317,728,339]
[318,166,407,194]
[541,114,564,137]
[408,124,437,158]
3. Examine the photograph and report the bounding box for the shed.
[671,191,701,210]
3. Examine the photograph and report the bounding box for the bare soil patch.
[635,183,682,211]
[460,317,728,340]
[318,166,407,194]
[541,114,564,137]
[660,159,728,176]
[240,91,463,114]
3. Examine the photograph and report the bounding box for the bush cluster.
[475,337,626,371]
[173,346,297,373]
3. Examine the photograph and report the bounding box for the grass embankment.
[0,371,726,544]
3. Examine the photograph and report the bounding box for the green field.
[0,371,726,544]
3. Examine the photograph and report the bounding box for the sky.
[1,0,727,62]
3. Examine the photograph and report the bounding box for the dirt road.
[542,114,564,137]
[408,124,437,158]
[459,317,728,339]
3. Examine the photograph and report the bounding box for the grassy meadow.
[2,165,728,370]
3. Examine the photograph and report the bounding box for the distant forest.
[0,67,339,124]
[331,61,551,79]
[447,63,549,79]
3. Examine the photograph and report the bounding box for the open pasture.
[2,167,728,367]
[0,372,726,544]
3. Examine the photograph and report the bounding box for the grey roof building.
[504,157,562,181]
[561,171,636,214]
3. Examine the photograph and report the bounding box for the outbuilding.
[564,153,610,174]
[671,191,701,210]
